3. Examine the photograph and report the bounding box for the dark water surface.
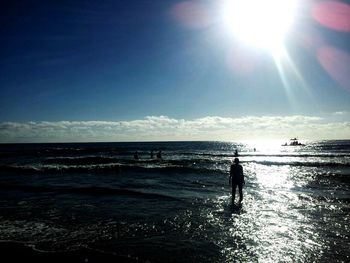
[0,141,349,262]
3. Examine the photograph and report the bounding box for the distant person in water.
[156,150,162,159]
[229,158,245,204]
[234,149,239,157]
[134,151,139,160]
[150,150,154,159]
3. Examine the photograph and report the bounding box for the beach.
[0,141,349,262]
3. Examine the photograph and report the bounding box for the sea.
[0,140,349,262]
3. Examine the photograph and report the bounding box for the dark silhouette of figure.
[156,150,162,159]
[229,158,245,204]
[234,149,239,157]
[134,151,139,160]
[150,150,154,159]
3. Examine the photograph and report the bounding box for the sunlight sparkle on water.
[256,165,294,189]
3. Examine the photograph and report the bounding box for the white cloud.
[0,115,349,142]
[334,111,348,115]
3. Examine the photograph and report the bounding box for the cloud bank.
[0,115,349,142]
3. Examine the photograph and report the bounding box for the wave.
[0,241,138,262]
[2,144,349,160]
[1,157,349,176]
[44,156,122,165]
[246,154,350,158]
[176,151,350,158]
[39,153,350,169]
[43,156,175,166]
[0,164,226,176]
[250,160,350,167]
[0,164,123,174]
[0,183,179,200]
[313,141,350,151]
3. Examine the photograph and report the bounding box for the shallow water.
[0,141,349,262]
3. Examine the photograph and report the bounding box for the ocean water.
[0,141,349,262]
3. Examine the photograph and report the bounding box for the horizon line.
[1,138,349,145]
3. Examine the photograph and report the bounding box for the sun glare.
[223,0,297,53]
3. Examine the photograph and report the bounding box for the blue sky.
[0,0,349,141]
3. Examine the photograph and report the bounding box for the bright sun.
[223,0,297,53]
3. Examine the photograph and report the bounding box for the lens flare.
[312,1,350,32]
[172,1,211,29]
[318,46,350,91]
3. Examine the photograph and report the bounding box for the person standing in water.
[134,151,139,160]
[229,158,245,204]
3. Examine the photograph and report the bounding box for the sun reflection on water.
[205,152,326,262]
[254,164,294,189]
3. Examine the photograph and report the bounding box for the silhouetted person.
[134,151,139,160]
[150,150,154,159]
[229,158,245,204]
[156,150,162,159]
[234,149,239,157]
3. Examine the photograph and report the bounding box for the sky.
[0,0,350,142]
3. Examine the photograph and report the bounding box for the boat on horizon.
[282,138,305,146]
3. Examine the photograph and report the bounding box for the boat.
[282,138,305,146]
